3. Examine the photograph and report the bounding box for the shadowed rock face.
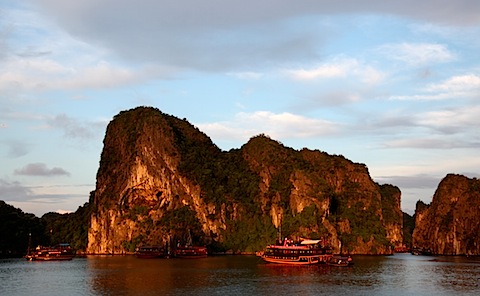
[413,174,480,255]
[87,106,403,255]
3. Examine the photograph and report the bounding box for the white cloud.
[1,5,179,94]
[419,105,480,133]
[197,111,339,145]
[389,93,452,101]
[0,56,154,92]
[426,74,480,93]
[285,58,385,85]
[287,61,350,80]
[373,102,480,142]
[376,104,480,151]
[390,74,480,101]
[383,137,479,149]
[14,163,70,176]
[60,62,142,89]
[378,42,455,66]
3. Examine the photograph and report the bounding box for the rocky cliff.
[413,174,480,255]
[87,107,403,254]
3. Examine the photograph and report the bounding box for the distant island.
[413,174,480,255]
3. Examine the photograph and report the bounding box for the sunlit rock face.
[413,174,480,255]
[87,106,403,255]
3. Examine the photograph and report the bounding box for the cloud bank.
[31,0,480,72]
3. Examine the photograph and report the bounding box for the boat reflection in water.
[25,243,75,261]
[261,238,333,265]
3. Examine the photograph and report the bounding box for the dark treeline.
[0,193,93,258]
[403,212,415,247]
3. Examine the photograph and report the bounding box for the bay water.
[1,253,479,295]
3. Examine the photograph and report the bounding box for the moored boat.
[173,245,208,258]
[411,246,432,256]
[135,245,169,258]
[326,255,353,267]
[394,246,411,253]
[261,238,333,265]
[25,243,75,261]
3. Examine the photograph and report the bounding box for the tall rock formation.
[87,107,403,254]
[413,174,480,255]
[380,184,404,248]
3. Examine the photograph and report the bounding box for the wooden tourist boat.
[25,243,75,261]
[261,238,333,265]
[173,245,208,258]
[135,245,169,258]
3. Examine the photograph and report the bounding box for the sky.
[1,0,479,217]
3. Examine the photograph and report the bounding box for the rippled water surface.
[1,254,480,295]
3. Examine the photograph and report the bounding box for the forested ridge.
[0,199,92,257]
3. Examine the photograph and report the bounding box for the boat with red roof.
[25,243,75,261]
[173,244,208,258]
[135,245,169,258]
[261,238,333,265]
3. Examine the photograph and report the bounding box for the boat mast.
[187,229,192,246]
[27,232,31,255]
[278,214,282,242]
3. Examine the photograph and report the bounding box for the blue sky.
[1,0,479,216]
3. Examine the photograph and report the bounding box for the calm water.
[1,254,480,295]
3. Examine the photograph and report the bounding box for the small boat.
[261,238,333,265]
[411,246,432,256]
[394,246,411,253]
[326,255,353,267]
[173,245,208,258]
[25,244,75,261]
[135,245,169,259]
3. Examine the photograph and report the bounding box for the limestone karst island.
[2,106,480,257]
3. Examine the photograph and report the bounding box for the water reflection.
[431,256,480,293]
